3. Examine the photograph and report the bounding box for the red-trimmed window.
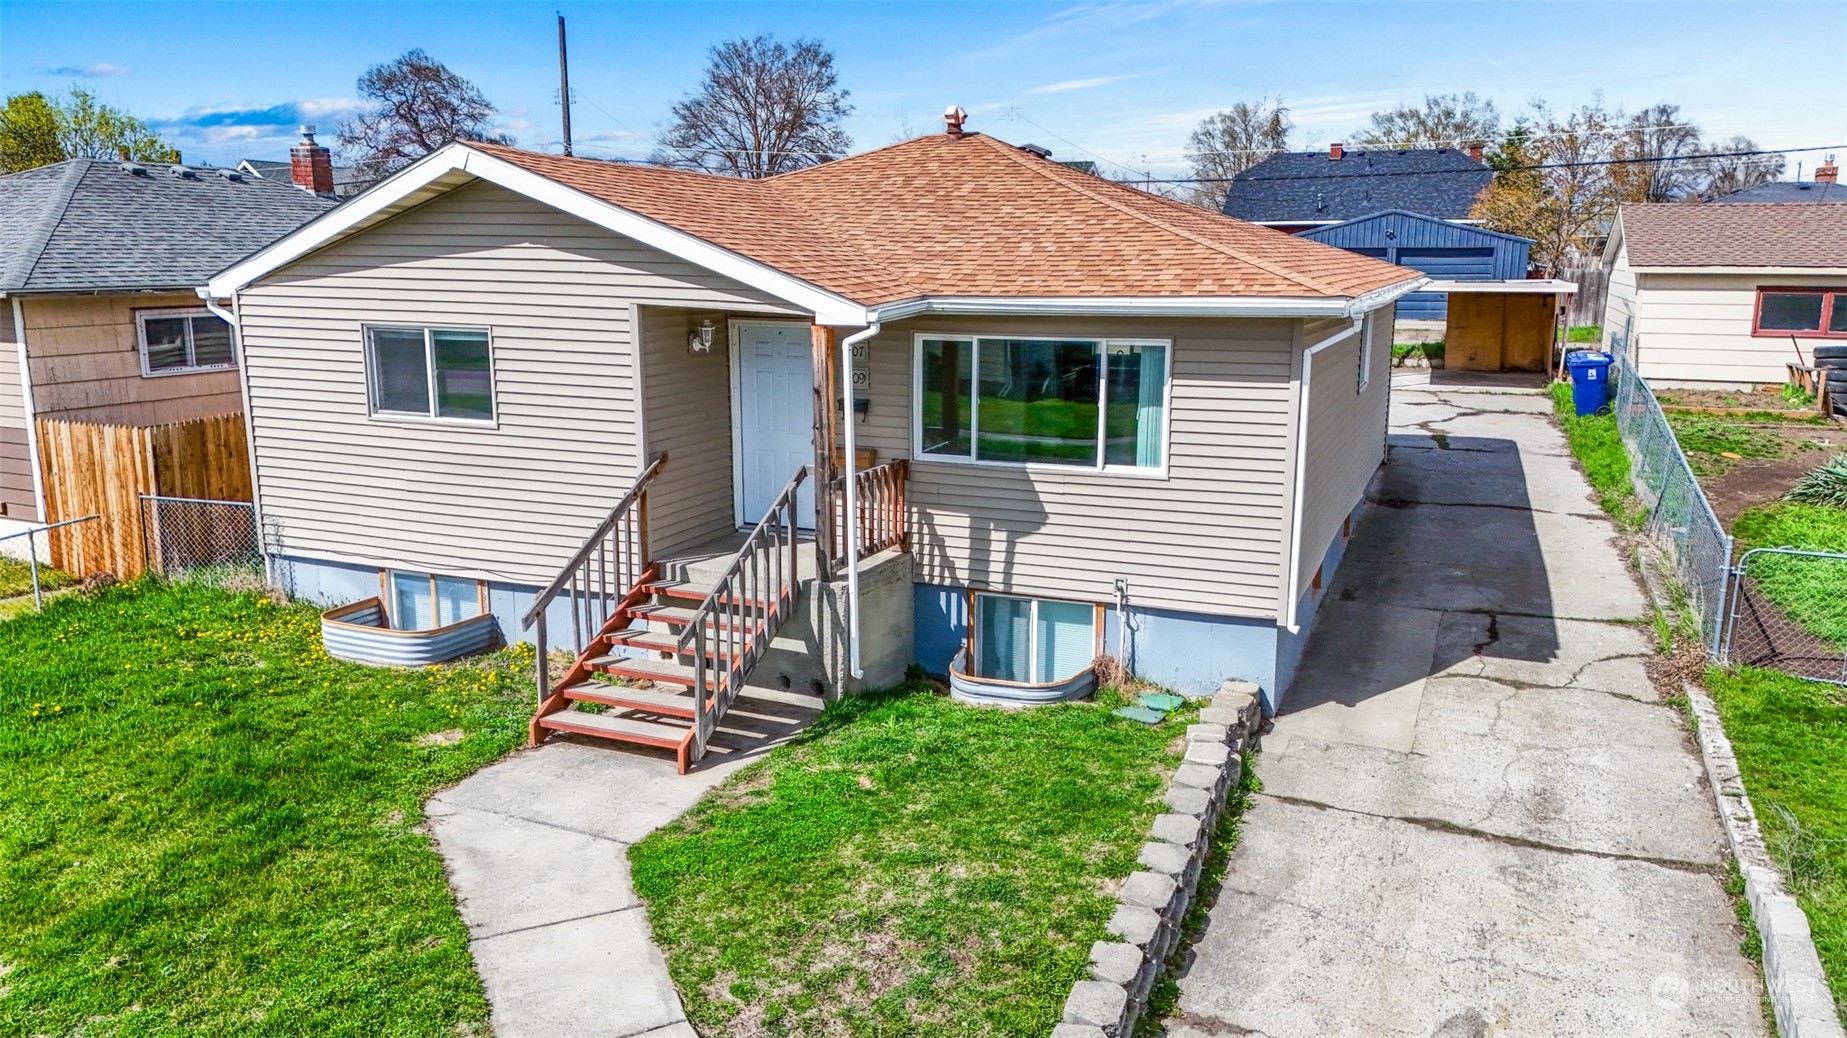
[1753,288,1847,338]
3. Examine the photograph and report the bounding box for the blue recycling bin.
[1565,351,1615,416]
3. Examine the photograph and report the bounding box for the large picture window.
[137,308,235,376]
[1753,288,1847,338]
[974,593,1100,685]
[365,325,495,421]
[916,335,1168,470]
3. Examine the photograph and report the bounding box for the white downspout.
[10,298,46,524]
[198,289,272,587]
[838,322,880,680]
[1283,316,1364,633]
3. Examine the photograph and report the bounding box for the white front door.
[734,322,816,528]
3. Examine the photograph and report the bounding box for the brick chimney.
[1817,157,1839,184]
[1467,141,1484,163]
[944,105,968,140]
[1329,142,1344,161]
[290,125,335,196]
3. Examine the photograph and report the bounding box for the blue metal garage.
[1299,210,1533,320]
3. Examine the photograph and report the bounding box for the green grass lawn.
[1665,413,1790,478]
[629,685,1199,1038]
[1550,381,1644,528]
[0,555,77,599]
[1567,325,1603,343]
[1705,666,1847,1016]
[1391,342,1446,364]
[0,580,534,1037]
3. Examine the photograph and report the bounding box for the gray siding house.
[206,118,1419,763]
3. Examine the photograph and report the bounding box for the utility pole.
[557,13,573,156]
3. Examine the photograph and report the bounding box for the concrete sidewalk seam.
[474,904,643,943]
[428,796,635,847]
[1257,792,1719,873]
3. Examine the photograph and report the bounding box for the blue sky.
[4,1,1845,180]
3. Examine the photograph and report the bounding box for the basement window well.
[950,592,1102,705]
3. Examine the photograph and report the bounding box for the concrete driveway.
[1170,378,1767,1038]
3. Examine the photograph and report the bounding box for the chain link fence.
[139,495,261,586]
[0,515,110,612]
[1609,348,1735,654]
[1723,548,1847,686]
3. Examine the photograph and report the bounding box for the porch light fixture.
[688,319,716,354]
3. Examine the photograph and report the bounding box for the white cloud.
[42,62,131,78]
[1028,74,1143,95]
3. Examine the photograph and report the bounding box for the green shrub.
[1788,456,1847,508]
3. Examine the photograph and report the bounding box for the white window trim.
[383,568,486,630]
[1357,313,1374,392]
[136,307,237,378]
[971,591,1104,685]
[910,332,1173,478]
[362,323,499,426]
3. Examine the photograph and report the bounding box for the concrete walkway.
[426,687,823,1038]
[1170,379,1768,1037]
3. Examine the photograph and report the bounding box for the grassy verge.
[0,580,533,1037]
[1391,341,1445,365]
[1549,381,1644,528]
[1704,665,1847,1015]
[1568,325,1602,343]
[0,555,77,599]
[630,685,1197,1037]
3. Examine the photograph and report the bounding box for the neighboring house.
[1709,160,1841,204]
[237,133,371,198]
[0,143,336,532]
[1601,203,1847,387]
[204,113,1419,760]
[1223,144,1521,321]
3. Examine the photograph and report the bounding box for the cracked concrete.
[1170,376,1764,1038]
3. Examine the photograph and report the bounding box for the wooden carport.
[1428,279,1578,373]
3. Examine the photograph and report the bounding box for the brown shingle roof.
[1621,203,1847,268]
[472,134,1417,307]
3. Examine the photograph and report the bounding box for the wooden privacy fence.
[36,413,251,578]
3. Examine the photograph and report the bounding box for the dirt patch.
[1697,428,1847,527]
[1656,386,1815,413]
[415,728,466,747]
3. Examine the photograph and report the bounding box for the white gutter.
[1282,316,1364,633]
[10,298,46,523]
[837,321,880,680]
[868,280,1424,323]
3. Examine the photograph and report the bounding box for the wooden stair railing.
[680,466,809,765]
[829,459,909,577]
[523,453,667,743]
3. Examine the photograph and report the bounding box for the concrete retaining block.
[1151,813,1203,847]
[1164,785,1211,816]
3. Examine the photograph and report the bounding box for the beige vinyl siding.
[1294,314,1390,598]
[20,292,242,425]
[0,310,33,520]
[856,314,1299,619]
[1632,273,1847,385]
[640,306,738,555]
[237,179,799,586]
[1602,241,1640,353]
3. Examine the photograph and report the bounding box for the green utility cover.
[1138,693,1185,712]
[1113,706,1167,725]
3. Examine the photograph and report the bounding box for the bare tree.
[654,35,852,178]
[1472,99,1623,275]
[1353,92,1500,151]
[1611,103,1704,202]
[337,49,510,180]
[1183,98,1292,210]
[1694,135,1786,200]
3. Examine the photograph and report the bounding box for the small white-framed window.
[386,570,484,631]
[1357,313,1374,392]
[365,325,495,422]
[137,308,236,377]
[972,592,1100,684]
[914,334,1171,472]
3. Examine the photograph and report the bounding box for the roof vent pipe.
[1019,143,1051,159]
[944,105,968,140]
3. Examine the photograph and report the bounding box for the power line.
[1131,142,1839,184]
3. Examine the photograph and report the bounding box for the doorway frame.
[728,318,815,529]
